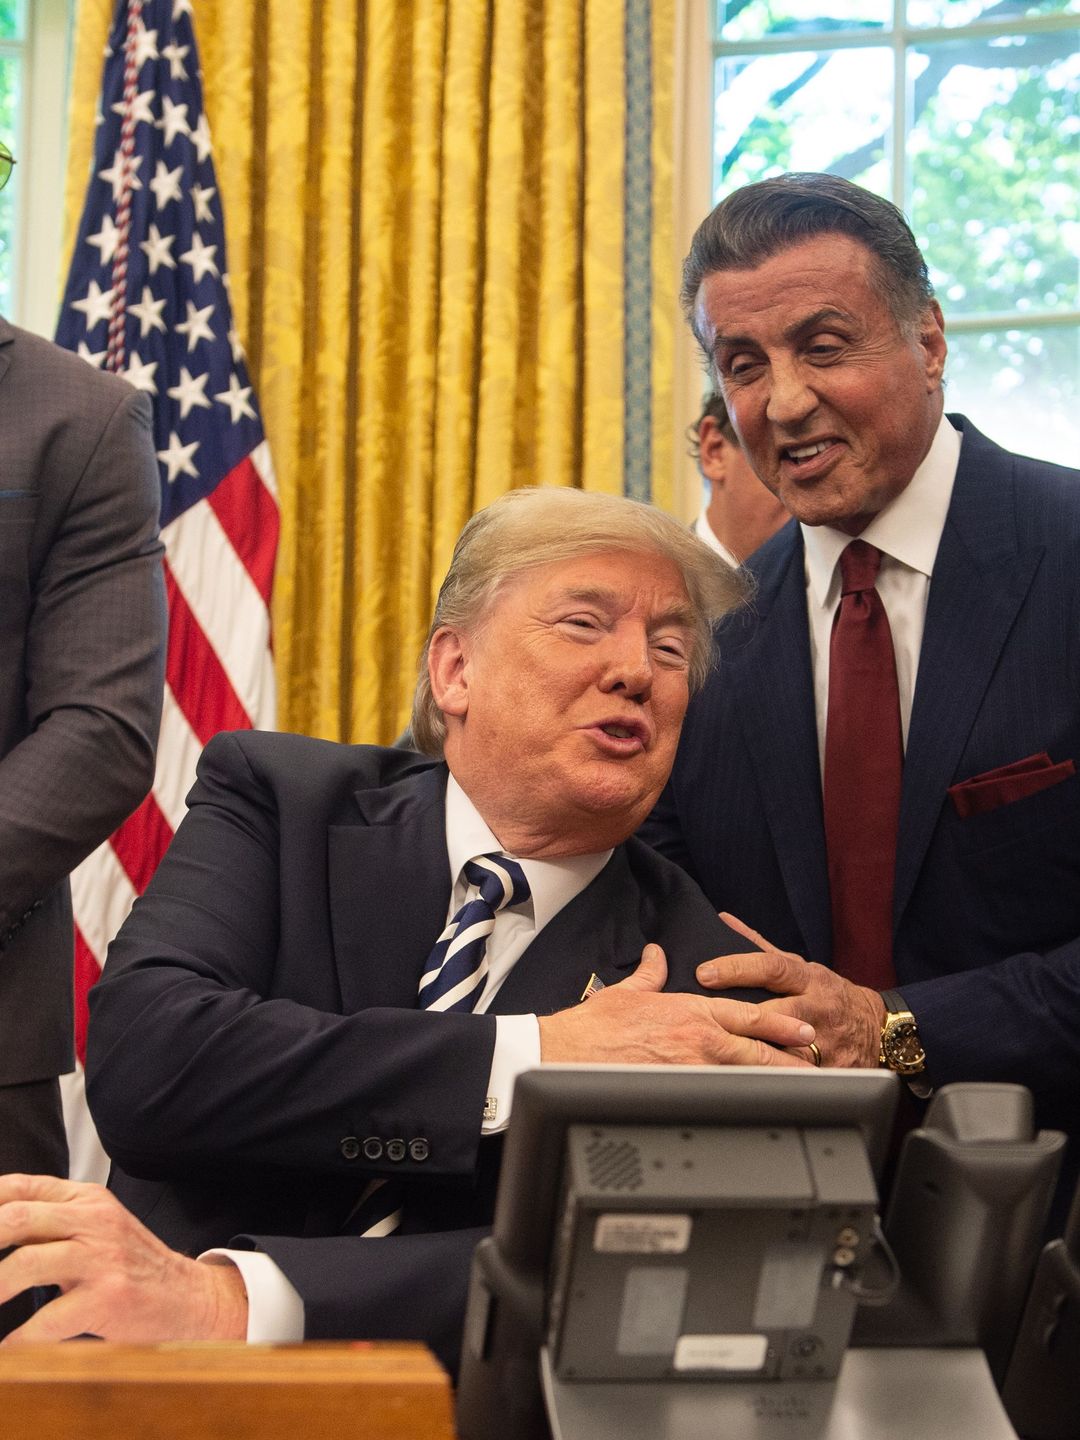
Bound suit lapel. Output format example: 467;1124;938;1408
896;419;1043;921
327;764;452;1013
491;849;643;1014
729;531;832;963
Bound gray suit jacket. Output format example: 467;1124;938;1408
0;318;166;1085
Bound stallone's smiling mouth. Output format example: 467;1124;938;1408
784;440;833;464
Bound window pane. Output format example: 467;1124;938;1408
907;33;1080;318
715;0;889;44
908;0;1076;30
944;324;1078;467
714;49;894;195
0;0;24;42
0;52;18;315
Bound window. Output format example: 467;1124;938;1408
0;0;25;315
711;0;1079;466
0;0;73;335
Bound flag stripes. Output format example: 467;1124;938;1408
56;1;278;1174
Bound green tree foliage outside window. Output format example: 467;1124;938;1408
713;0;1079;464
0;0;26;316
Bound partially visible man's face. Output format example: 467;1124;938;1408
698;415;789;557
432;549;696;857
693;233;946;536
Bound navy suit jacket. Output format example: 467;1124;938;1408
644;417;1080;1165
86;730;748;1371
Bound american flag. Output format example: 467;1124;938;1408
55;0;279;1178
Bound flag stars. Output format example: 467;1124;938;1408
87;214;121;266
124;353;159;394
215;373;257;424
190;182;216;224
176;299;215;351
161;41;190;80
167;366;212;419
77;341;107;369
190;112;212;163
149;159;184;210
158;95;190;147
181;232;219;283
131;22;159;70
140;223;177;275
71;279;114;330
173;0;194;19
129;285;168;337
99;150;142;203
111;89;155;126
157;430;200;483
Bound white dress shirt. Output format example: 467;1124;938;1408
205;772;613;1341
802;413;961;772
693;508;740;568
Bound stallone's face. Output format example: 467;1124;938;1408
693;234;947;536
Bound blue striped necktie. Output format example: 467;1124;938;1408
417;853;531;1013
347;852;530;1237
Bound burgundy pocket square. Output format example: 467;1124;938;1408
948;752;1076;818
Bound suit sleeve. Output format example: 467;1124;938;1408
86;733;496;1186
899;940;1080;1114
0;383;166;939
239;1228;486;1377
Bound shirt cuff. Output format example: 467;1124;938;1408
485;1014;541;1133
199;1248;305;1343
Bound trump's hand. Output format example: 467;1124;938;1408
538;943;817;1067
695;913;886;1068
0;1174;248;1345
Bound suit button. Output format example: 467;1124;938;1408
409;1138;430;1163
361;1137;384;1161
386;1138;407;1162
340;1136;361;1161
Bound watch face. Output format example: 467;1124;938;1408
885;1019;926;1072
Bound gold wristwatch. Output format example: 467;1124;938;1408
879;988;928;1085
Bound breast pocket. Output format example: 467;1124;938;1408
946;771;1080;947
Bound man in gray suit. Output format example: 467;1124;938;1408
0;307;167;1332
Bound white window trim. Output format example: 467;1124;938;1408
710;5;1080;338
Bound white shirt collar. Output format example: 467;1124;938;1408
693;509;740;569
802;412;962;609
444;773;611;931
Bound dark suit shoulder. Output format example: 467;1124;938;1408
195;730;445;825
950;413;1079;488
620;836;739;967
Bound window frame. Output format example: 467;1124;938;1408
710;2;1080;346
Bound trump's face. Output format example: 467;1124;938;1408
430;549;696;858
692;233;946;536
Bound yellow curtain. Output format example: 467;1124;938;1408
64;1;676;744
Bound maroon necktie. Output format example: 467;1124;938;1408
823;540;901;989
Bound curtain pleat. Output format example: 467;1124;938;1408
64;0;676;744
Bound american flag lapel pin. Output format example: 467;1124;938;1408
579;972;605;1001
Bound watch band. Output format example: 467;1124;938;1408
879;988;933;1098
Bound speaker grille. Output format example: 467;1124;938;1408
584;1137;644;1191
